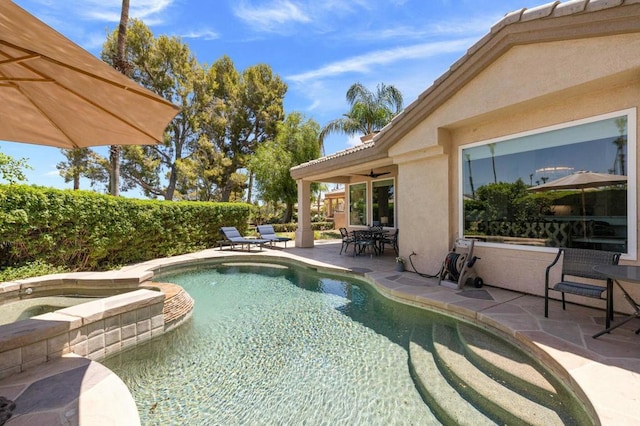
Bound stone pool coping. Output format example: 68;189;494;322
2;243;640;424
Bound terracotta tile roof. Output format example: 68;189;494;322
291;141;375;171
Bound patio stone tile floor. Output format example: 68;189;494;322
2;240;640;425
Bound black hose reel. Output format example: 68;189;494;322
438;239;483;289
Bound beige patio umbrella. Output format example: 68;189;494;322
0;1;180;149
529;171;627;237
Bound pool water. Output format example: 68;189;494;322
103;263;585;425
0;296;97;326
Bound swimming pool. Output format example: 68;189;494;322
103;262;590;424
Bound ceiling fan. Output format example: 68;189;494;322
356;169;391;178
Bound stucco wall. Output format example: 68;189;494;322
396;155;450;275
453;81;639;299
391;32;640;311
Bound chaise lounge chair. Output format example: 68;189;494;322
256;224;292;248
219;226;269;252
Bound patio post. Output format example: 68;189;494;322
295;179;314;247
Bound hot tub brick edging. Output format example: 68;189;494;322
141;282;195;331
0;289;165;380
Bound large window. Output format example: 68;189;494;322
372;179;395;227
461;110;636;256
349;183;367;226
348;179;396;227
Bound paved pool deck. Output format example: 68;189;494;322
2;240;640;425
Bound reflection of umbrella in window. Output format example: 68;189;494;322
528;171;627;237
0;2;179;149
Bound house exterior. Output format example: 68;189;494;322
323;188;346;229
291;0;640;310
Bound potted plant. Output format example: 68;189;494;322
395;256;405;272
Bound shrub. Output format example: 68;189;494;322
0;185;252;271
0;260;69;282
268;222;333;233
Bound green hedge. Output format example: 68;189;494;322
268;222;333;232
0;185;252;270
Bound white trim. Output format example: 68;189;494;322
458;108;637;260
626;108;637;260
347;182;368;227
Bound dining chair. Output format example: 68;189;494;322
339;227;355;255
379;229;399;255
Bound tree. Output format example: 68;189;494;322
0;150;30;184
57;148;108;190
319;82;403;153
102;20;207;200
612;116;627;175
198;56;287;201
108;0;130;196
102;26;287;201
488;143;497;184
250;112;321;222
313;183;329;220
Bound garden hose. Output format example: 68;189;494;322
408;252;441;278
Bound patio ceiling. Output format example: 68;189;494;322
291;140;394;182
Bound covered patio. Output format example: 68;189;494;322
292;137;398;248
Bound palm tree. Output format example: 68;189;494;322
612;117;627;175
488;143;497;183
319;82;403;154
109;0;130;196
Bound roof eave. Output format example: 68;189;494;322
375;1;640;150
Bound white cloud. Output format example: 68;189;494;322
21;0;176;51
287;37;476;83
27;0;174;24
357;17;493;42
181;29;220;41
306;100;321;111
233;0;311;31
80;0;174;23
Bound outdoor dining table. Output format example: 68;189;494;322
351;228;389;256
592;264;640;338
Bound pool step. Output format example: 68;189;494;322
431;323;564;425
409;327;495;426
457;323;558;400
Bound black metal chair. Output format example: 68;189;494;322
544;248;620;319
339;227;354;255
379;229;399;255
353;229;378;256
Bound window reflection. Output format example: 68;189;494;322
462;113;631;253
372;179;395;227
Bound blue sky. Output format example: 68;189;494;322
4;0;536;195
